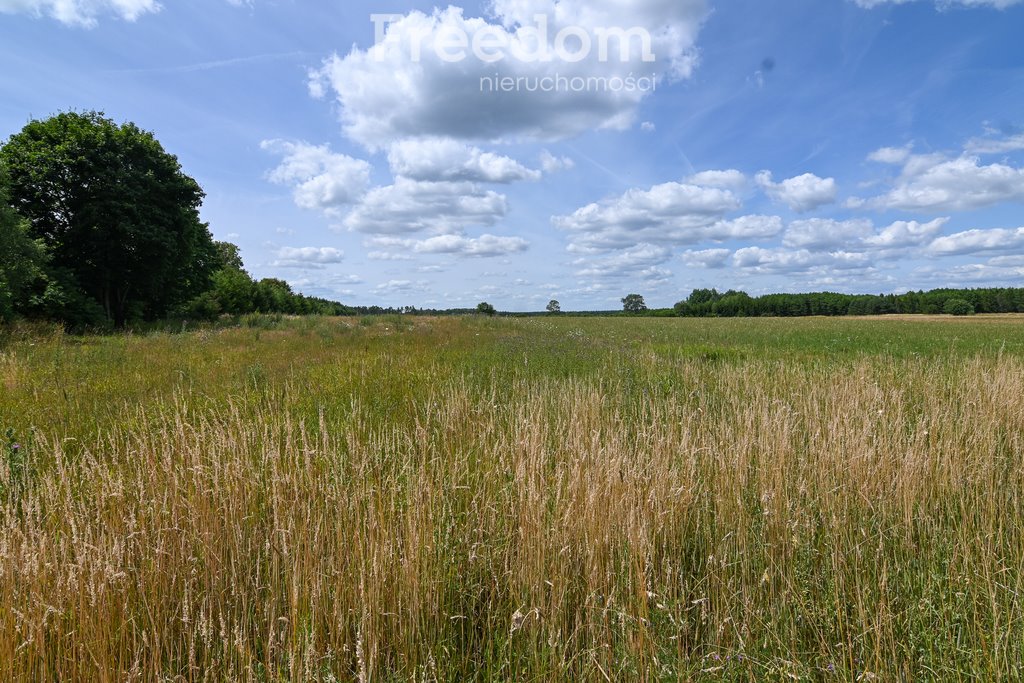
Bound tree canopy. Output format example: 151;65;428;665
0;111;218;326
0;171;46;322
622;294;647;313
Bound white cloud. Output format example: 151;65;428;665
681;248;731;268
573;243;672;279
308;1;709;148
784;218;875;250
414;234;529;257
782;217;946;253
857;154;1024;211
917;259;1024;285
272;246;345;268
0;0;249;26
688;169;747;190
928;227;1024;255
387;138;541;183
714;215;786;239
0;0;158;26
539;150;575;173
370;233;529;258
342;178;508;235
964;132;1024;155
262;140;372;214
733;247;872;274
867;146;913;164
373;280;416;294
756;171;838;212
989;255;1024;267
641;121;657;132
553;181;767;251
367;251;414;261
853;0;1023;8
863;218;948;249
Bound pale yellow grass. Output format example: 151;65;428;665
1;333;1023;680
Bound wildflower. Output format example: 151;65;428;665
11;443;20;452
510;608;526;635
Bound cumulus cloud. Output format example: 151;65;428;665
272;246;345;268
928;227;1024;255
784;218;875;250
681;248;731;268
756;171;838;212
917;258;1024;285
783;217;946;252
552;180;770;251
262;140;372;214
308;1;709;148
373;280;416;294
387;138;541;183
369;233;529;258
688;169;747;190
733;247;872;274
867;146;913;164
414;233;529;256
539;150;575;173
856;154;1024;211
573;243;672;280
863;218;948;249
342;178;508;235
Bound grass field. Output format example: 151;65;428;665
2;314;1024;681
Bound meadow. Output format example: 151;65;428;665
2;314;1024;681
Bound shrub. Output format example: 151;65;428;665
943;298;974;316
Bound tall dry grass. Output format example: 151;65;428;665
1;321;1023;680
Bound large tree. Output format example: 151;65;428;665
0;170;46;322
621;294;647;314
0;111;218;326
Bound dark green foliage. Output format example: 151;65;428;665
214;241;245;271
0;111;218;326
210;267;257;316
0;172;46;322
177;251;354;320
672;287;1024;319
477;302;497;316
943;298;974;316
621;293;647;313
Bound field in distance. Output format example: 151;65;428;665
2;315;1024;681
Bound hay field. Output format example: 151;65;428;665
2;315;1024;681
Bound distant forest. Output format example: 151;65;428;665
379;288;1024;318
664;287;1024;318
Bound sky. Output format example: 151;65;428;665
1;0;1024;310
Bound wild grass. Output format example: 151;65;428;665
2;315;1024;680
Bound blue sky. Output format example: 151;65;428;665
2;0;1024;310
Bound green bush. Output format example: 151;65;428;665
943;298;974;316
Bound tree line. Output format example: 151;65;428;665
670;288;1024;318
0;111;351;328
